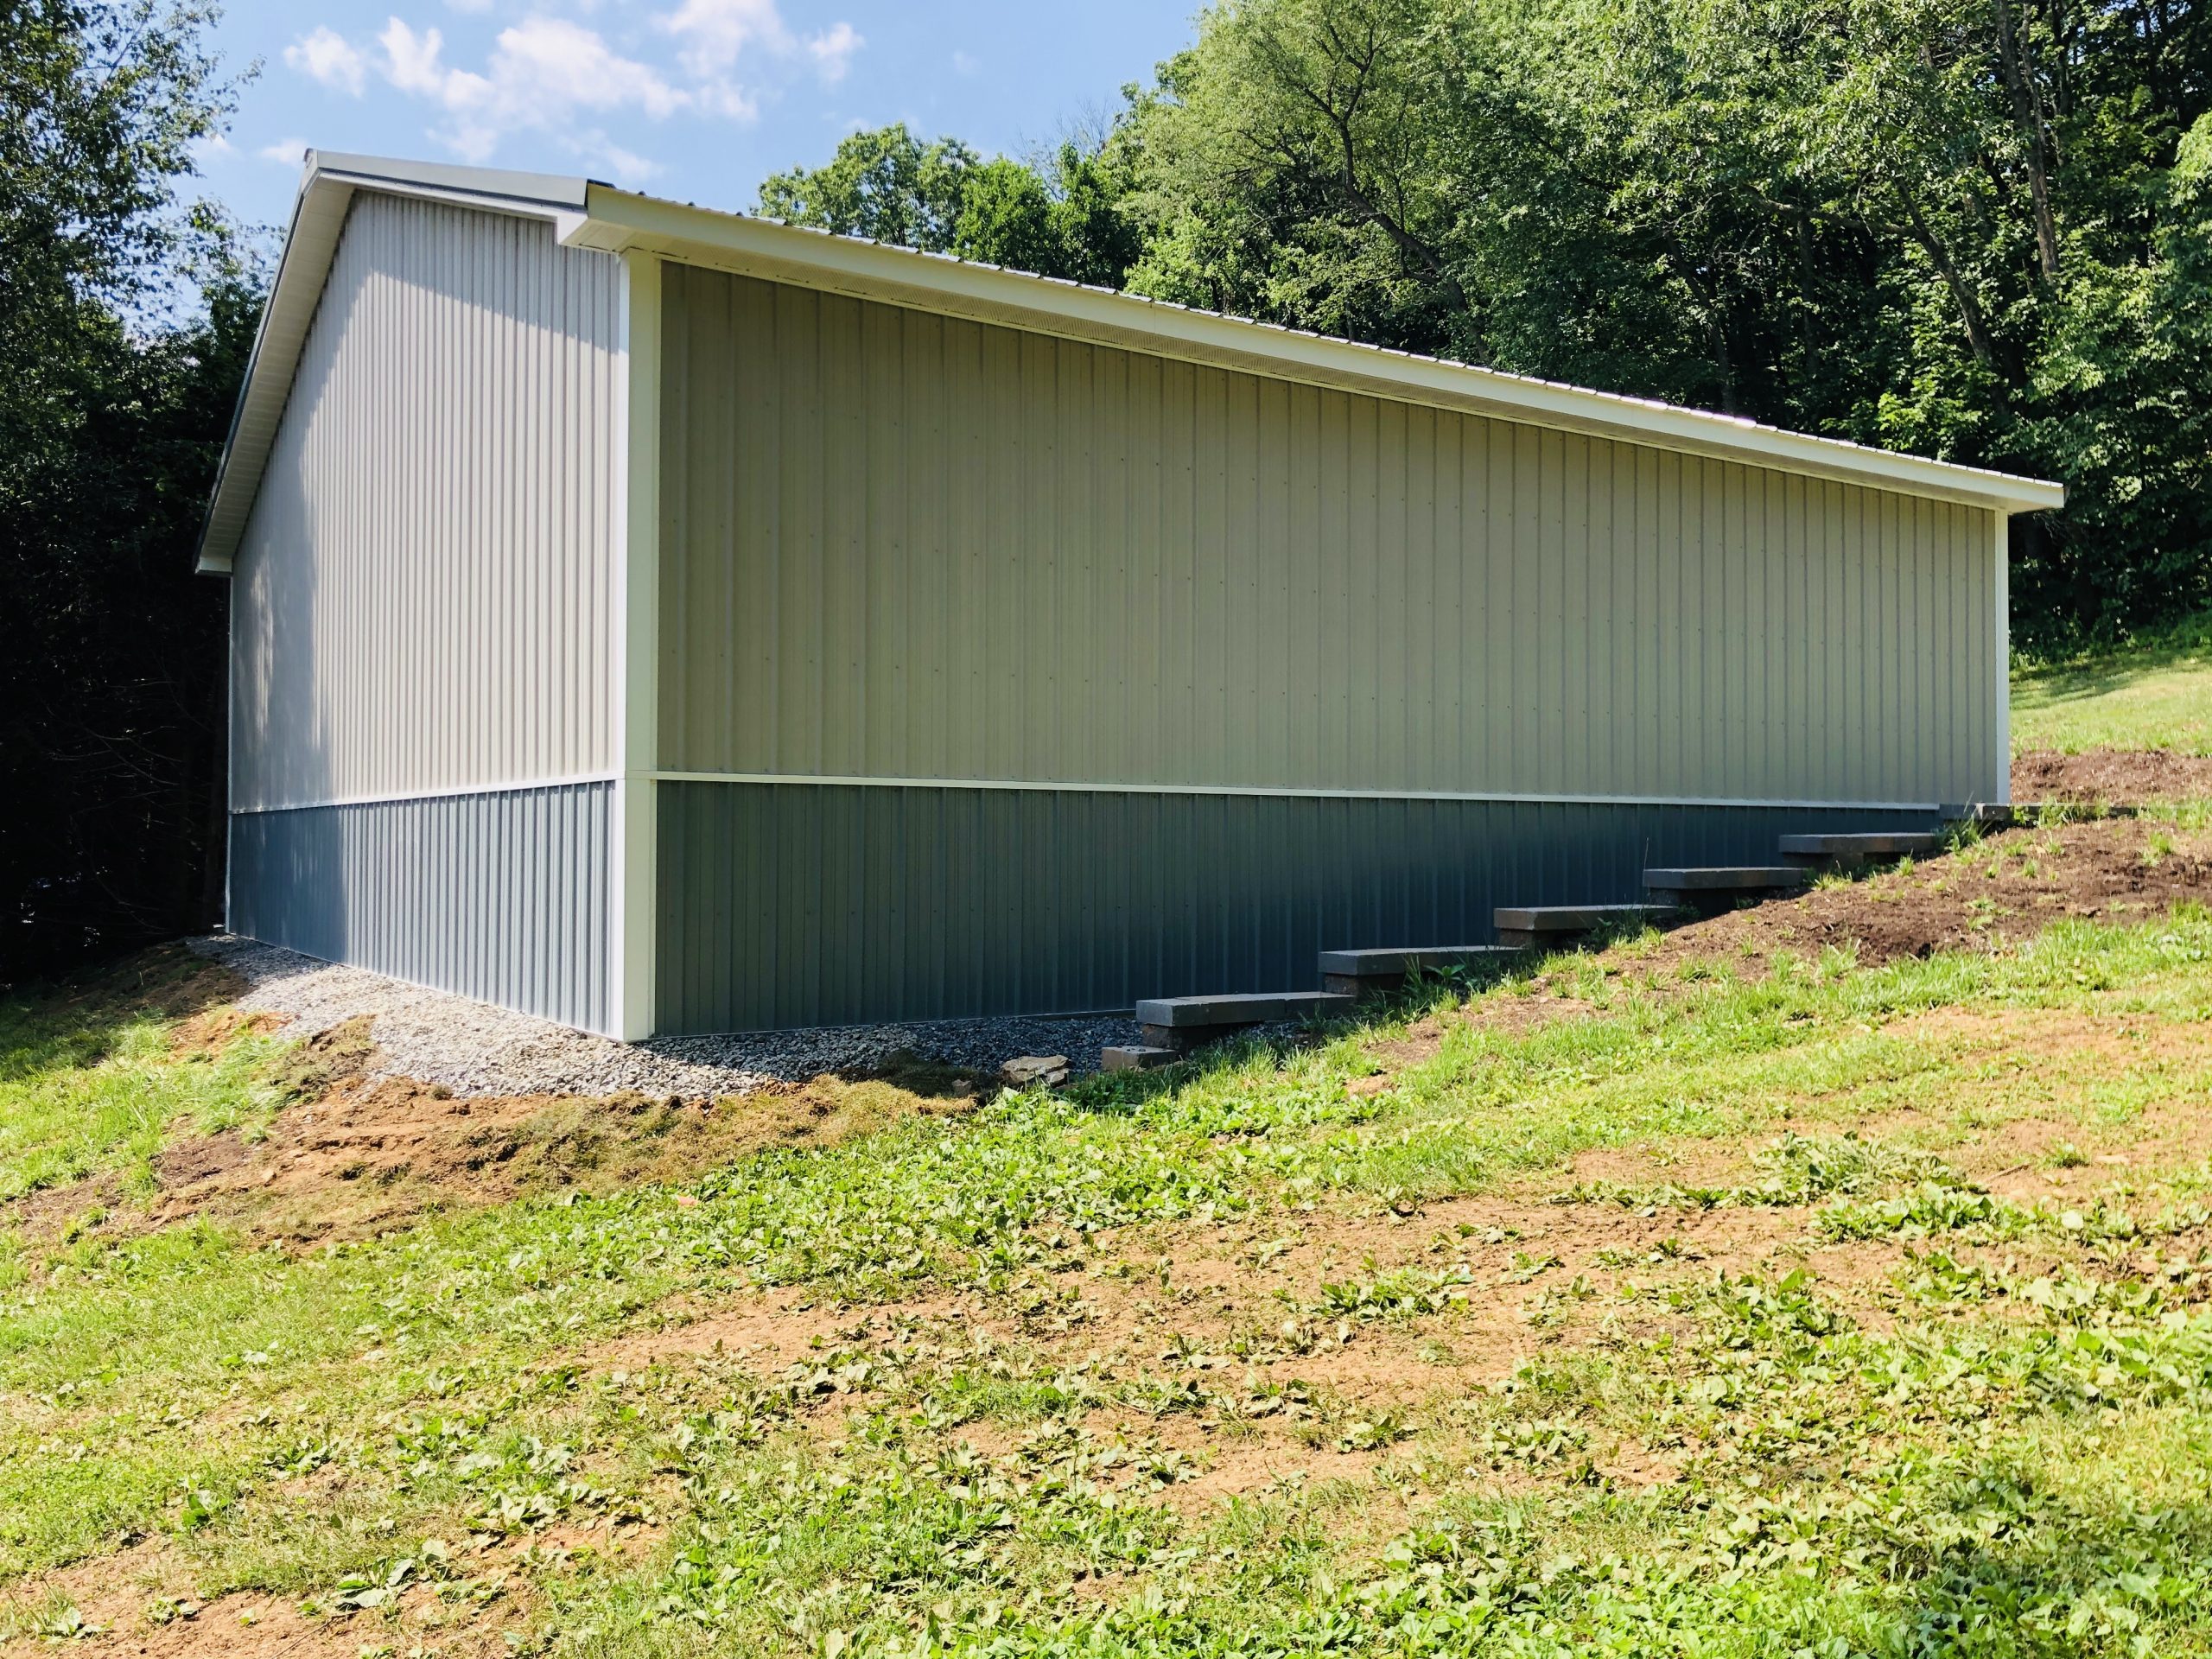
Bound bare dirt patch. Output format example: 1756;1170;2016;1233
16;1026;990;1247
167;1005;281;1059
0;1558;517;1659
153;1074;979;1244
2014;747;2212;804
592;1287;970;1375
1460;990;1601;1039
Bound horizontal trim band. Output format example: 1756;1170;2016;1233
232;772;618;814
650;769;1947;815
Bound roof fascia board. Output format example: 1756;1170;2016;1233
193;152;593;575
309;150;588;211
315;165;591;240
572;186;2065;516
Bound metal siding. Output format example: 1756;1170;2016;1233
229;193;626;811
657;783;1932;1033
659;265;2000;805
229;782;612;1032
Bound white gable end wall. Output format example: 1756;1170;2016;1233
224;191;630;1032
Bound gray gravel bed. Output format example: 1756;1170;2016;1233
189;935;1146;1098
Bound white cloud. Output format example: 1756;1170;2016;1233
293;7;865;169
284;26;367;96
584;137;661;185
488;17;684;118
378;18;467;98
950;48;980;77
376;15;683;162
259;137;311;166
658;0;790;75
693;79;761;121
804;20;861;84
658;0;861;93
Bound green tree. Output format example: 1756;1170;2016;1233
757;123;978;251
1109;0;2212;649
759;123;1143;289
955;144;1142;286
0;0;256;976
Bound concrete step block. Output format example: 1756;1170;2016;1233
1318;944;1526;995
1777;830;1944;865
1493;904;1678;950
1134;989;1357;1052
1102;1045;1181;1072
1643;866;1812;893
1493;902;1675;938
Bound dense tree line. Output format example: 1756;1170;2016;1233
760;0;2212;654
1;0;253;978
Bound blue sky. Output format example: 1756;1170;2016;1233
194;0;1200;233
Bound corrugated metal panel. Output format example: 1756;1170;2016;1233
230;193;626;811
230;783;613;1033
660;266;1998;807
656;781;1930;1033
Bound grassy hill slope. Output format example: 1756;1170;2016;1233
7;817;2212;1655
2014;617;2212;757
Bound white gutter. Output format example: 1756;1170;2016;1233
195;150;2066;577
569;186;2067;517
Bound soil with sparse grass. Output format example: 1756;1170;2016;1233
4;992;994;1251
12;806;2212;1656
2013;745;2212;803
1625;810;2212;970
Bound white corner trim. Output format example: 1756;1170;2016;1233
1993;512;2012;804
611;250;663;1041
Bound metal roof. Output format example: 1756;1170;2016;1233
194;149;2066;574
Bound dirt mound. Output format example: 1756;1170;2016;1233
2012;747;2212;803
1621;816;2212;976
131;1058;986;1243
10;1001;993;1248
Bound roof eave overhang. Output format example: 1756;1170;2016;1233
572;184;2067;518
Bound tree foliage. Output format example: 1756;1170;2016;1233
0;0;254;978
763;1;2211;651
757;122;1144;287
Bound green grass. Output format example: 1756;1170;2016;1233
0;969;287;1206
2012;616;2212;754
10;916;2212;1653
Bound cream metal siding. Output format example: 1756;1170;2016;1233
229;193;626;811
659;265;1999;807
231;783;612;1032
